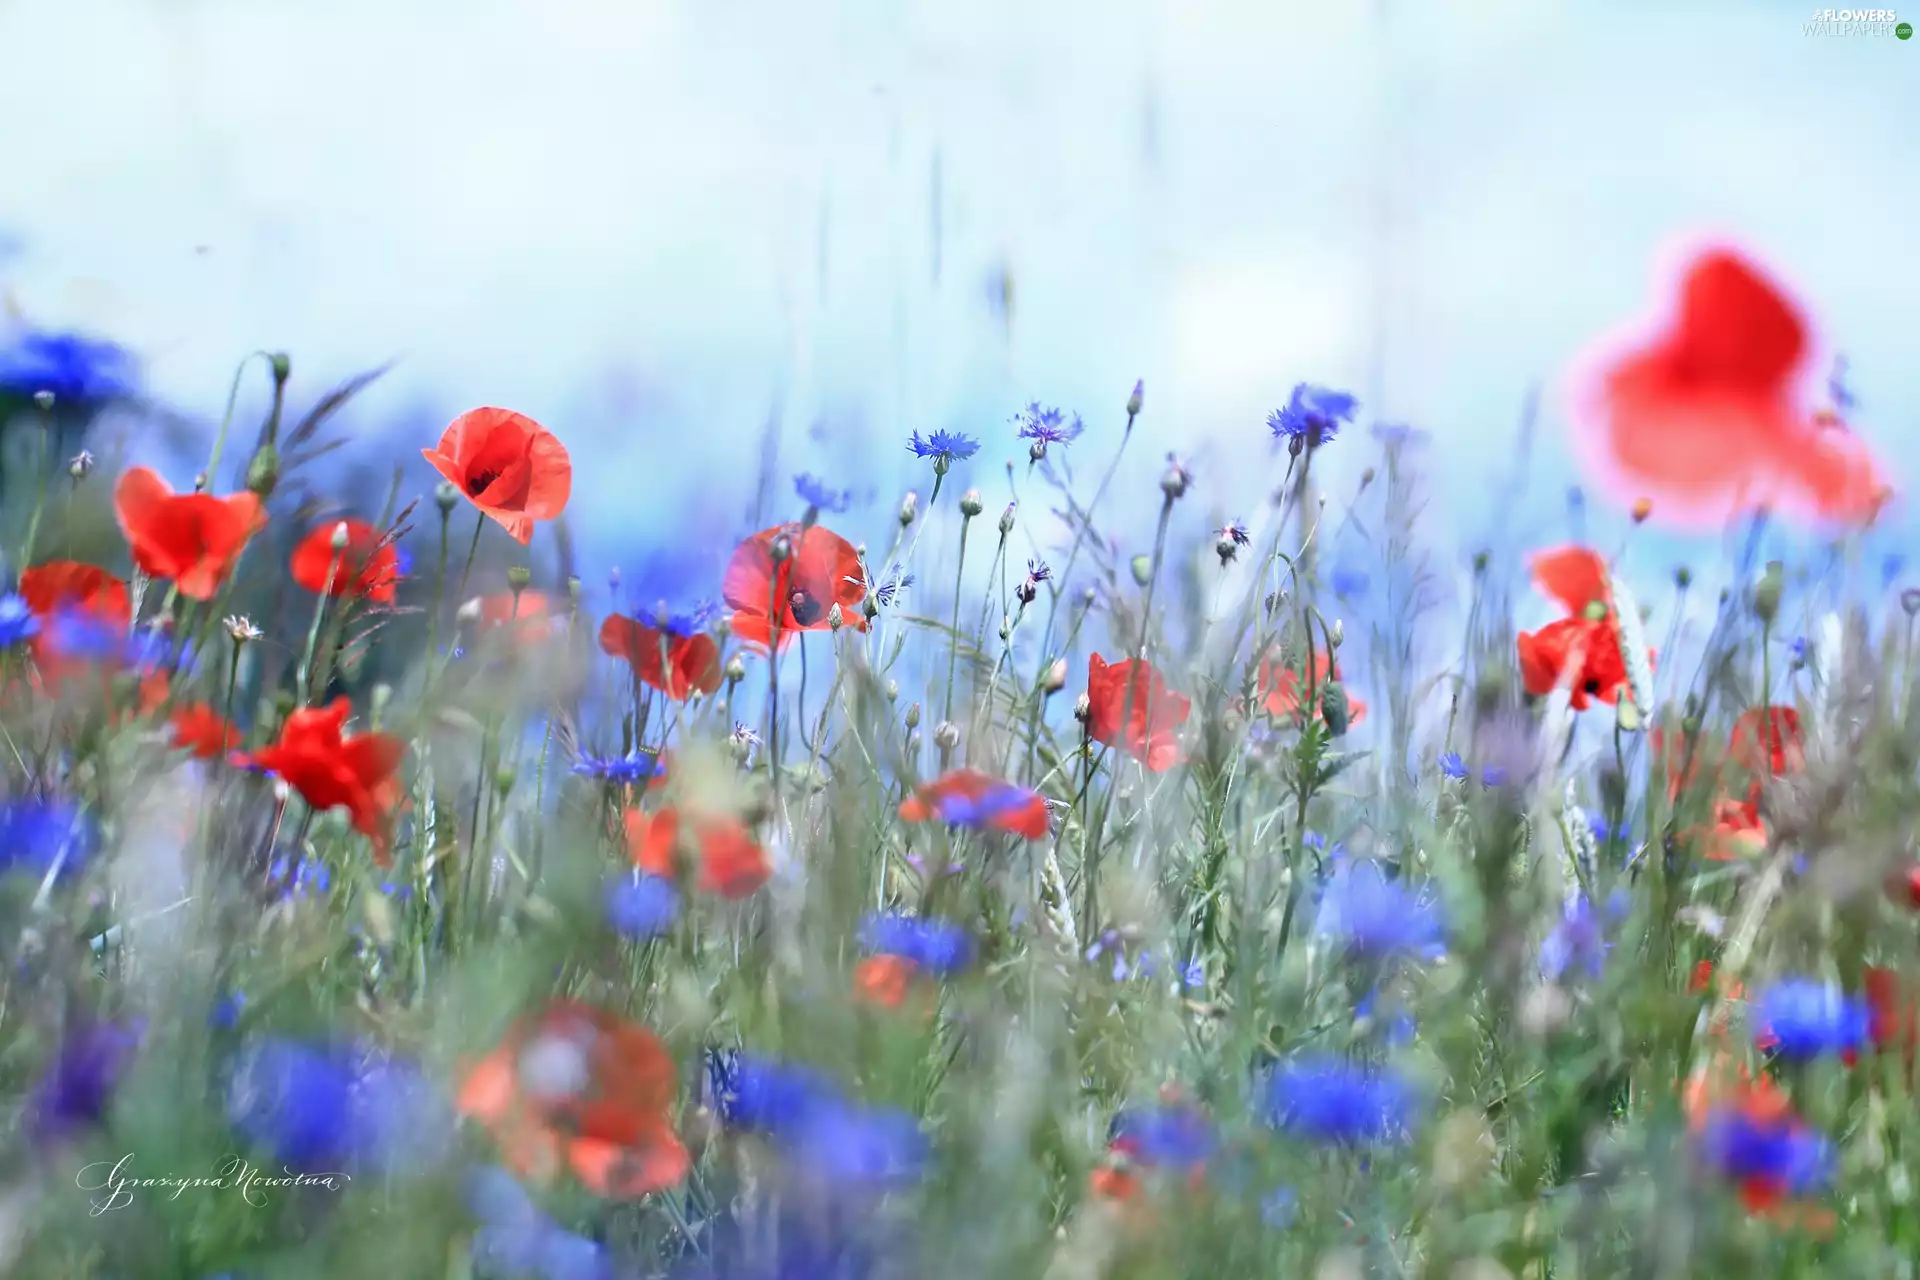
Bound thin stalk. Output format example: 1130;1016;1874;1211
943;508;975;726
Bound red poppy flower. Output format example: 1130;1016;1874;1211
1569;245;1888;529
169;703;240;759
290;519;400;604
456;1000;688;1198
17;561;131;680
721;524;868;651
1257;648;1368;729
853;955;921;1009
1085;654;1190;772
1887;864;1920;911
1515;546;1652;710
1728;705;1803;778
1862;967;1919;1060
422;407;572;544
623;806;769;899
598;616;722;700
233;698;405;864
1699;792;1766;862
113;467;264;601
899;768;1050;840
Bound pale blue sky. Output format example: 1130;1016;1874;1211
2;0;1915;587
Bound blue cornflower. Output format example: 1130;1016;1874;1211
1786;637;1808;667
227;1039;444;1173
1438;752;1468;780
571;750;663;785
1178;957;1206;990
265;856;331;899
607;874;679;939
870;572;914;608
1313;857;1445;961
906;429;980;468
1302;830;1329;851
1264;1055;1416;1145
1219;522;1251;547
1589;813;1628;844
1109;1105;1216;1169
1755;979;1871;1060
1696;1108;1832;1200
1014;402;1084;447
858;914;974;976
1371;422;1422;447
1329;567;1370;598
0;594;40;647
1267;383;1358;448
27;1020;144;1141
708;1053;837;1137
467;1166;615;1280
0;330;139;406
790;1103;929;1187
0;800;94;882
1026;558;1052;583
795;473;852;514
211;992;247;1030
1480;765;1509;788
931;780;1043;833
1540;897;1613;983
1881;554;1906;590
1355;988;1418;1047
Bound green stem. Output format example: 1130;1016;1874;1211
453;509;486;609
295;553;340;706
943;510;974;726
206;351;277;486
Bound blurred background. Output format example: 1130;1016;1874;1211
1;0;1916;592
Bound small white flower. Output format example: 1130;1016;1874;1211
225;615;263;642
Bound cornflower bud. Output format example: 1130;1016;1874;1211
905;702;922;730
999;503;1017;535
934;721;960;750
899;491;919;527
960;489;984;518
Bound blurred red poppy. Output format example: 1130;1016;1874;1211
234;697;405;865
17;561;131;682
113;467;264;601
722;524;868;651
1862;967;1919;1062
1570;246;1888;528
290;519;400;604
169;703;240;759
1728;705;1803;777
1515;546;1653;710
456;1000;688;1198
1699;792;1766;862
1086;654;1190;772
853;955;920;1009
423;407;572;544
899;768;1050;840
1257;648;1368;729
598;616;722;700
623;806;769;899
1888;864;1920;911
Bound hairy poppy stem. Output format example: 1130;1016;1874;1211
295;552;340;707
454;510;486;609
943;509;974;728
427;504;451;663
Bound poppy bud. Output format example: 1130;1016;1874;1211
1329;619;1344;649
1044;658;1068;693
905;702;921;730
886;679;899;703
827;603;844;631
495;765;516;795
999;503;1017;535
1321;684;1350;736
1753;561;1784;625
1631;497;1653;523
435;481;460;515
32;389;54;411
1074;693;1091;723
724;655;747;683
269;351;292;383
1130;555;1152;587
714;616;731;640
1160;466;1188;500
899;492;919;526
327;521;352;553
566;576;581;602
770;535;793;564
1675;566;1692;590
1680;712;1701;739
863;595;879;621
960;489;984;518
1126;379;1143;418
934;721;960;750
68;451;94;481
244;443;280;498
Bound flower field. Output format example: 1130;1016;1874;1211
0;242;1916;1279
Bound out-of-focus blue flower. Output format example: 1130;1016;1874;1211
571;750;662;785
28;1020;144;1141
1267;383;1357;447
1261;1187;1299;1228
1355;988;1417;1047
0;330;139;406
1178;957;1205;990
1371;422;1422;447
1108;1105;1215;1169
1881;553;1906;590
1219;522;1251;547
1480;765;1509;788
1438;752;1468;780
1540;897;1613;983
791;1103;929;1187
932;781;1041;832
670;1200;884;1280
1589;813;1628;844
1754;979;1871;1060
1302;830;1329;851
227;1039;445;1173
0;799;94;882
906;430;979;465
1313;858;1445;961
1014;402;1084;447
1264;1055;1416;1145
707;1052;837;1138
1329;567;1369;598
795;473;852;514
1786;637;1808;666
266;855;331;900
857;914;973;977
467;1166;614;1280
870;573;914;608
1696;1108;1832;1199
0;594;40;647
607;874;679;939
211;992;247;1030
